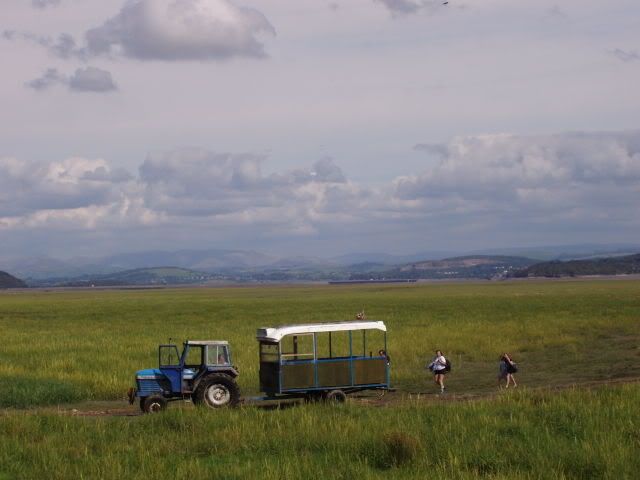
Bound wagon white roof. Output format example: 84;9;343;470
186;340;229;346
256;321;386;342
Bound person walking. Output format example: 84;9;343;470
498;353;518;388
428;350;448;394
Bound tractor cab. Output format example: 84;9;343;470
129;340;240;413
157;340;232;391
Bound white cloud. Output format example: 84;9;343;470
1;130;640;255
395;131;640;221
85;0;275;61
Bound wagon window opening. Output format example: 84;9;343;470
367;330;387;358
260;342;279;363
351;330;366;358
280;334;314;361
316;331;350;359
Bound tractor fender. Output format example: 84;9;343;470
193;368;238;389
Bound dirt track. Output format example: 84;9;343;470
14;376;635;418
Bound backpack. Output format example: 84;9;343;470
444;358;452;372
507;362;518;374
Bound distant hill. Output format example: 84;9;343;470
511;254;640;278
349;255;537;280
31;267;214;287
7;244;639;280
0;271;27;289
4;249;278;280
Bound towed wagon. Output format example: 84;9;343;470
129;320;390;412
257;320;390;402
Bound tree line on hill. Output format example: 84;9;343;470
509;254;640;278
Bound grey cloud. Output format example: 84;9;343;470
139;149;270;216
49;33;86;60
0;157;132;217
32;0;61;8
25;66;117;93
376;0;422;14
81;166;132;182
25;68;64;90
68;67;117;92
413;143;448;157
546;6;568;20
138;149;350;217
85;0;276;61
3;30;86;60
375;0;442;15
609;48;640;62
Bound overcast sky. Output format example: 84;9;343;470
1;0;639;259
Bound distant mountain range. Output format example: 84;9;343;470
31;267;214;287
2;243;639;286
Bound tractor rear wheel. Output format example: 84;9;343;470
193;374;240;408
142;395;167;413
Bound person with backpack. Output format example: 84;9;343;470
498;353;518;388
428;350;449;394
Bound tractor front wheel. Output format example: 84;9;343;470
141;395;167;414
194;374;240;409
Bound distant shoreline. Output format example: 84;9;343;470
2;273;640;293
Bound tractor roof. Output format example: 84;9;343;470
185;340;229;346
256;320;386;343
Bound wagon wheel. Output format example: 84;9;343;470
325;389;347;403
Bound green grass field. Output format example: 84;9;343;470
1;279;639;478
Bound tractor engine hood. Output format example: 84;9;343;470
135;368;167;380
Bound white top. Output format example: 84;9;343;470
186;340;229;346
256;320;387;342
431;355;447;371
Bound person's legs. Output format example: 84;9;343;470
437;373;445;393
511;374;517;387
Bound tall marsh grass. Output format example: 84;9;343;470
0;384;638;479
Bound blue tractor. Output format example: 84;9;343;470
128;340;240;413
